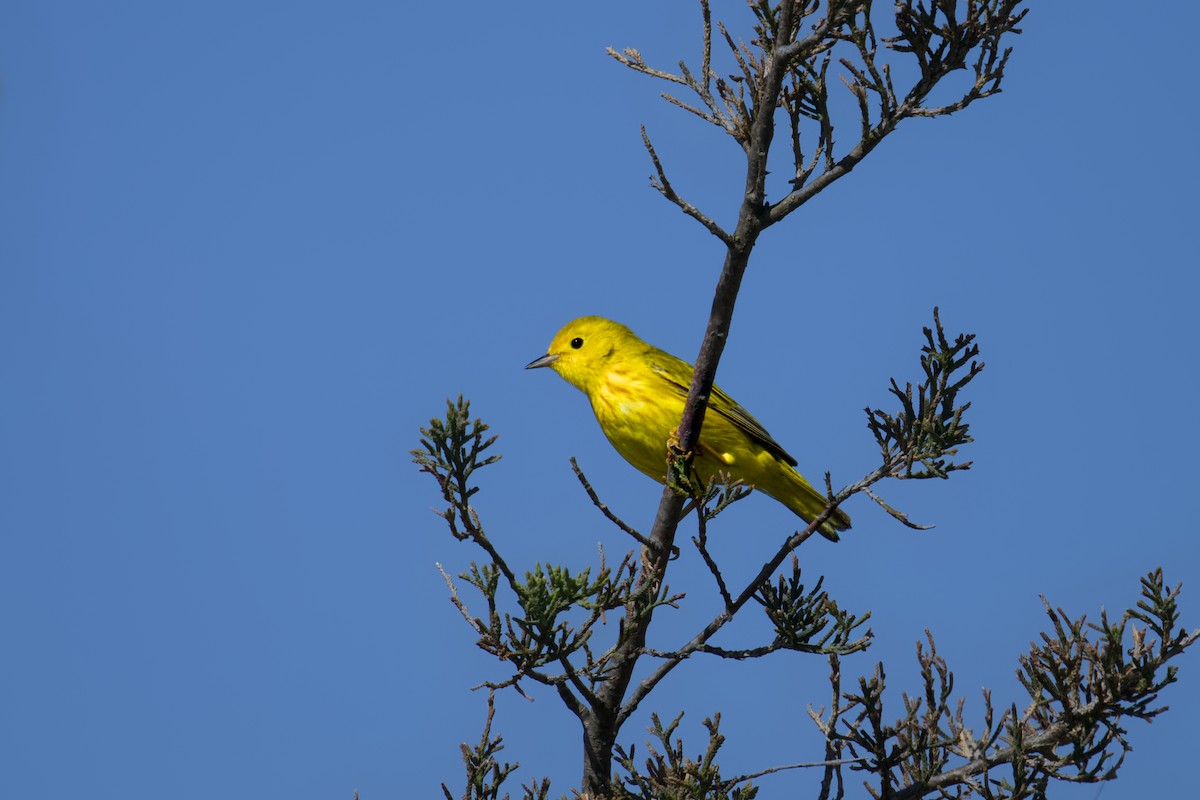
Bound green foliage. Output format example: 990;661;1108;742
695;472;752;523
413;395;501;541
757;556;872;655
867;308;984;481
415;398;638;696
442;554;637;691
512;564;621;659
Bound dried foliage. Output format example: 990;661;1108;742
609;0;1027;237
806;570;1199;800
440;690;551;800
613;713;760;800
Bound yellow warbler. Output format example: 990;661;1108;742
526;316;849;541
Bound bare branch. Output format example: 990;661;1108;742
569;457;655;549
605;46;689;86
863;486;934;530
693;509;733;609
725;756;868;789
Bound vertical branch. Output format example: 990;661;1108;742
581;4;849;794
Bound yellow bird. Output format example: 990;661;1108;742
526;316;849;541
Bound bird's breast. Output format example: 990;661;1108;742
592;367;660;421
588;366;682;479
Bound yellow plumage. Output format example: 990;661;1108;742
526;316;849;541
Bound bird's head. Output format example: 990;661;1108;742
525;316;636;395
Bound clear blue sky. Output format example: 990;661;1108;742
3;3;1197;798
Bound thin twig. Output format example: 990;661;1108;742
693;508;732;608
863;486;934;530
725;756;869;789
570;458;652;547
640;127;732;244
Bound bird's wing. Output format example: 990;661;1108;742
649;355;799;467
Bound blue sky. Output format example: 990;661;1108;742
2;2;1197;798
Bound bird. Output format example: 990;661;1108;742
525;316;849;541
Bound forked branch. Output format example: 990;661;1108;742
610;0;1026;233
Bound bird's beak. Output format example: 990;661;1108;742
525;353;558;370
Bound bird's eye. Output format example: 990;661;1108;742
570;337;584;349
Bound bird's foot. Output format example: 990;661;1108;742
666;428;698;498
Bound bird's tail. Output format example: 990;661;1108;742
779;467;851;542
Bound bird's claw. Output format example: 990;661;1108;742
666;428;698;497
